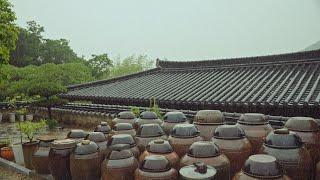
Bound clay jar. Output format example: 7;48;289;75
212;124;252;177
134;111;163;130
94;122;111;137
260;128;312;180
70;140;101;180
112;111;136;127
316;161;320;180
22;141;39;169
111;123;136;137
107;134;140;158
180;141;230;180
101;144;138;180
49;139;76;180
139;139;180;169
179;162;217;180
168;124;203;158
161;111;188;135
135;124;168;152
233;154;291;180
0;147;14;161
85;132;108;159
236;113;272;154
193;110;224;140
135;155;178;180
32;136;56;174
66;129;88;143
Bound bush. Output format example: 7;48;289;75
45;119;58;130
17;120;46;142
130;106;140;117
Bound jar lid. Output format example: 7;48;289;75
37;135;56;142
74;140;99;155
140;111;158;119
164;112;187;123
86;132;107;142
194;110;224;124
171;124;200;138
67;129;87;138
94;124;111;134
118;111;135;119
187;141;220;158
114;123;133;131
238;113;268;125
264;128;302;149
179;162;217;180
213;125;245;140
285;117;319;132
108;144;133;160
243;154;283;178
146;139;173;153
51;139;76;149
136;124;165;138
140;155;171;172
107;134;135;147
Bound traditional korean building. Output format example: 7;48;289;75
62;49;320;118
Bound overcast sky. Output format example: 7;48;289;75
10;0;320;61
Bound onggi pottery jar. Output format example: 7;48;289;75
233;154;291;180
135;155;178;180
66;129;88;143
135;124;168;152
161;111;188;135
22;140;39;169
193;110;224;140
85;132;108;158
236;113;272;154
101;144;139;180
168;124;203;157
107;134;140;158
112;111;136;127
260;128;312;180
49;139;76;180
0;147;14;161
212;124;252;177
139;139;180;169
134;111;163;130
111;123;136;137
94;122;111;136
32;136;56;174
179;162;217;180
180;141;230;180
70;140;101;180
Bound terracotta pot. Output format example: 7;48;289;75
139;139;180;169
236;113;272;154
1;147;14;161
107;134;140;158
102;144;138;180
22;141;39;169
168;124;203;158
193;110;224;140
161;111;188;135
32;136;56;174
233;154;291;180
66;129;88;143
316;161;320;180
212;124;252;177
135;124;168;152
111;111;136;127
180;141;230;180
179;162;217;180
70;140;101;180
85;132;108;160
260;128;312;180
94;122;111;137
134;111;163;130
111;123;136;137
49;139;76;180
135;155;178;180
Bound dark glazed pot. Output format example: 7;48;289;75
107;134;140;158
179;162;217;180
161;111;188;135
135;124;168;152
139;139;180;169
49;139;76;180
134;111;163;130
94;122;111;136
22;141;39;170
32;136;56;174
135;155;178;180
193;110;224;140
70;140;101;180
112;111;136;127
168;124;203;158
236;113;272;154
316;161;320;180
111;123;136;137
233;154;291;180
85;132;108;159
102;144;138;180
66;129;88;143
180;141;230;180
212;125;252;178
260;128;312;180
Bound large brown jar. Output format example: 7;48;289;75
85;132;108;159
49;139;76;180
94;122;111;136
260;128;312;180
212;125;252;178
32;136;56;174
134;111;163;130
193;110;224;140
233;154;291;180
139;139;180;169
101;144;139;180
135;124;168;152
66;129;88;143
107;134;140;158
70;140;101;180
135;155;178;180
112;111;136;127
180;141;230;180
111;123;136;137
236;113;272;154
161;112;188;135
179;162;217;180
168;124;203;157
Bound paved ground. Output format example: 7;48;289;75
0;166;32;180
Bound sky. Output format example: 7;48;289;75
9;0;320;61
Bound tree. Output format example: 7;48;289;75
87;53;113;79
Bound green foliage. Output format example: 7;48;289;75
17;120;46;142
130;106;140;117
87;53;112;79
45;119;58;130
148;97;163;119
15;107;27;115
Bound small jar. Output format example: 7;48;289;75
135;124;168;152
111;123;136;137
107;134;140;158
179;162;217;180
134;111;163;130
85;132;108;159
94;122;111;137
32;136;56;174
161;112;188;135
112;111;136;127
66;129;88;143
193;110;224;140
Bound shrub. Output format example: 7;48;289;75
17;120;46;142
45;119;58;130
